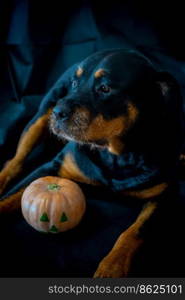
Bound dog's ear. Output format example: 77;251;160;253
155;71;183;151
155;72;181;107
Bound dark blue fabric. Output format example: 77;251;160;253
0;0;185;277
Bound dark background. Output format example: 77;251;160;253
0;0;185;277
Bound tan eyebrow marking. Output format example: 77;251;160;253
76;67;84;77
94;68;105;78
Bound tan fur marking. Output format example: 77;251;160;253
94;69;105;78
16;109;52;159
86;103;138;154
123;183;168;199
180;154;185;165
135;201;157;227
87;103;138;140
59;153;99;185
0;188;25;214
76;67;84;77
87;115;125;140
0;110;51;195
108;137;125;155
127;102;139;124
94;201;157;277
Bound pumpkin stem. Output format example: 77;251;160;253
47;183;61;191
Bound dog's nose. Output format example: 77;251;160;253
53;105;71;119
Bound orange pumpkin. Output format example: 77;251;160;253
21;176;86;233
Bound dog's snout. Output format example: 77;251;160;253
53;104;71;119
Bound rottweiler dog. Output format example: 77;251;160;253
0;49;183;277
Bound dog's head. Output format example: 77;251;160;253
50;49;182;155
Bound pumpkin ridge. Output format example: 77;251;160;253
37;193;49;230
40;193;52;230
22;190;35;220
61;185;84;218
28;196;42;228
47;192;54;228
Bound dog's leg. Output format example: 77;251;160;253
93;200;158;278
0;188;25;214
58;152;100;185
0;110;51;195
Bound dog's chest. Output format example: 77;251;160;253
64;142;161;192
97;150;160;191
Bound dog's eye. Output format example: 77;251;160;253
98;84;111;93
72;80;78;89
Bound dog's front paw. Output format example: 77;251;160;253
93;250;130;278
